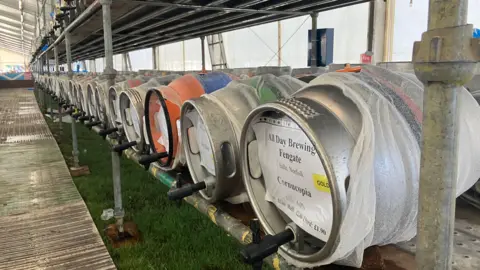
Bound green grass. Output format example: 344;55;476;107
45;117;258;270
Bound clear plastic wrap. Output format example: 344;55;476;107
279;65;480;267
239;74;306;104
120;75;179;152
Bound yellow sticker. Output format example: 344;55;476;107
151;166;157;176
272;255;281;270
313;174;330;193
207;206;217;225
241;231;251;244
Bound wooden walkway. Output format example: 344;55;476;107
0;89;116;270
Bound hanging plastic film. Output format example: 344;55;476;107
181;74;307;204
240;65;480;268
106;76;147;128
93;75;128;125
67;74;85;106
73;75;96;110
119;75;180;153
57;76;69;101
145;72;232;171
85;75;108;118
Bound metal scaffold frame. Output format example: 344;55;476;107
31;0;370;64
30;0;480;269
413;0;479;269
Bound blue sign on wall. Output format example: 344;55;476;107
474;28;480;38
0;73;29;81
307;28;334;67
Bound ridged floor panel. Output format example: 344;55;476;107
0;90;51;144
0;89;116;270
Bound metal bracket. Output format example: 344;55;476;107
413;24;479;84
103;66;117;78
100;0;113;5
472;38;480;60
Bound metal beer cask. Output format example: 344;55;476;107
180;74;306;203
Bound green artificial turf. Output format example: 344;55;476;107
44;117;263;270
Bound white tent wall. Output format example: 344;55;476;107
158;42;184;71
155;2;370;69
95;58;104;72
58;0;480;72
280;3;370;67
184;38;212;71
113;54;123;71
0;48;26;72
392;0;480;61
85;61;92;72
129;48;153;71
223;21;279;67
157;38;213;71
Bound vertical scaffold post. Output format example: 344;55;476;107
122;53;128;72
310;12;318;69
66;31;79;168
127;53;132;72
47;49;54;119
101;0;123;233
46;52;50;77
91;59;96;73
36;60;40;107
39;58;43;109
42;0;48;112
54;45;62;133
277;21;282;67
152;46;158;70
200;36;206;73
43;55;47;113
413;1;479;269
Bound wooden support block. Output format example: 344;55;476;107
69;165;91;177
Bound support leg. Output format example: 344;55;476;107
413;0;478;269
112;150;124;233
49;94;54;119
59;102;63;134
310;13;318;69
66;30;90;176
55;45;62;135
200;36;206;73
101;0;139;247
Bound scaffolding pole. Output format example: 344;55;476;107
413;0;478;269
200;36;206;72
310;13;318;69
100;0;124;234
54;45;62;134
66;30;80;169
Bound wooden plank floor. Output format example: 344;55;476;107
0;89;116;270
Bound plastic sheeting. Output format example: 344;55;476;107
121;75;179;152
195;74;307;176
94;75;128;124
73;75;96;109
54;76;69;99
259;65;480;267
106;76;146;126
239;74;304;104
183;74;306;203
